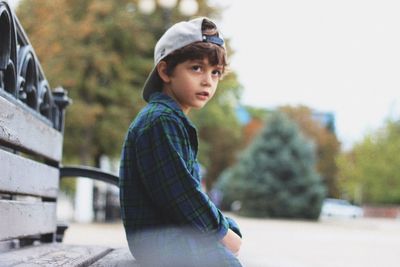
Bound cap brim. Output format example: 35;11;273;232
142;66;163;102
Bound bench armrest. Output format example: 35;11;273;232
57;165;119;242
60;166;119;186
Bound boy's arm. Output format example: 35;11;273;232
135;116;229;240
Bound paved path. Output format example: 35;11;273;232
64;214;400;267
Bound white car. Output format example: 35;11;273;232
321;198;364;218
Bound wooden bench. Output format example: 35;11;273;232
0;2;137;266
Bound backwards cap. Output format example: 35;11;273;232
142;17;225;102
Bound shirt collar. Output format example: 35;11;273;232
149;92;196;128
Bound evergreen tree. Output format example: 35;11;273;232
222;112;326;219
279;105;341;198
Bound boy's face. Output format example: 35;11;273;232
161;58;223;114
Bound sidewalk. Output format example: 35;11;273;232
64;214;400;267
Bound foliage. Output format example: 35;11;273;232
244;105;271;120
60;179;77;197
242;117;264;147
337;120;400;204
18;0;148;164
279;105;341;197
17;0;241;178
231;105;341;198
221;112;326;219
240;106;271;147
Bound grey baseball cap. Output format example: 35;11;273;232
142;17;225;102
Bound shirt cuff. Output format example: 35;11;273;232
226;216;242;238
215;213;229;240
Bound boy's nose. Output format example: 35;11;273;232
201;73;212;87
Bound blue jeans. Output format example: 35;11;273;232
127;227;242;267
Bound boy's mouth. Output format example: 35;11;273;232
196;91;210;97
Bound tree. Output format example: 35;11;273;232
17;0;150;165
221;112;325;219
338;120;400;204
240;106;271;147
279;105;341;197
17;0;241;173
242;117;264;147
229;105;341;197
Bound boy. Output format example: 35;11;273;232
119;17;242;267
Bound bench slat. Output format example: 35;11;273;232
0;200;56;241
0;243;112;267
90;247;139;267
0;95;63;162
0;149;59;198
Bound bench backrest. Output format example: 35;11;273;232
0;1;69;249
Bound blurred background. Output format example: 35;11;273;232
5;0;400;266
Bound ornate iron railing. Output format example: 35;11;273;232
0;1;119;186
0;1;70;132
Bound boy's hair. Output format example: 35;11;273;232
142;17;227;102
162;19;228;76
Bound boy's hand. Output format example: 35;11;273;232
221;229;242;257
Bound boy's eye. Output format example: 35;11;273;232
191;65;201;72
212;69;222;77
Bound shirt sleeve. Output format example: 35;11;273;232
225;216;242;238
135;115;229;240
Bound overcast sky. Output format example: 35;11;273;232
213;0;400;149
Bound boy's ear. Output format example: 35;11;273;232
157;61;171;83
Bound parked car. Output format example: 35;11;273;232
320;198;364;218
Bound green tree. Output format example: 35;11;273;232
338;120;400;204
18;0;150;165
17;0;241;173
279;106;341;197
221;112;325;219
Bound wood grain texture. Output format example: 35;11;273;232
0;200;56;241
0;95;63;161
90;247;139;267
0;149;59;198
0;243;112;267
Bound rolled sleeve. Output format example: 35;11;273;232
135;115;228;239
226;216;242;238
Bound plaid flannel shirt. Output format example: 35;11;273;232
119;92;242;266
